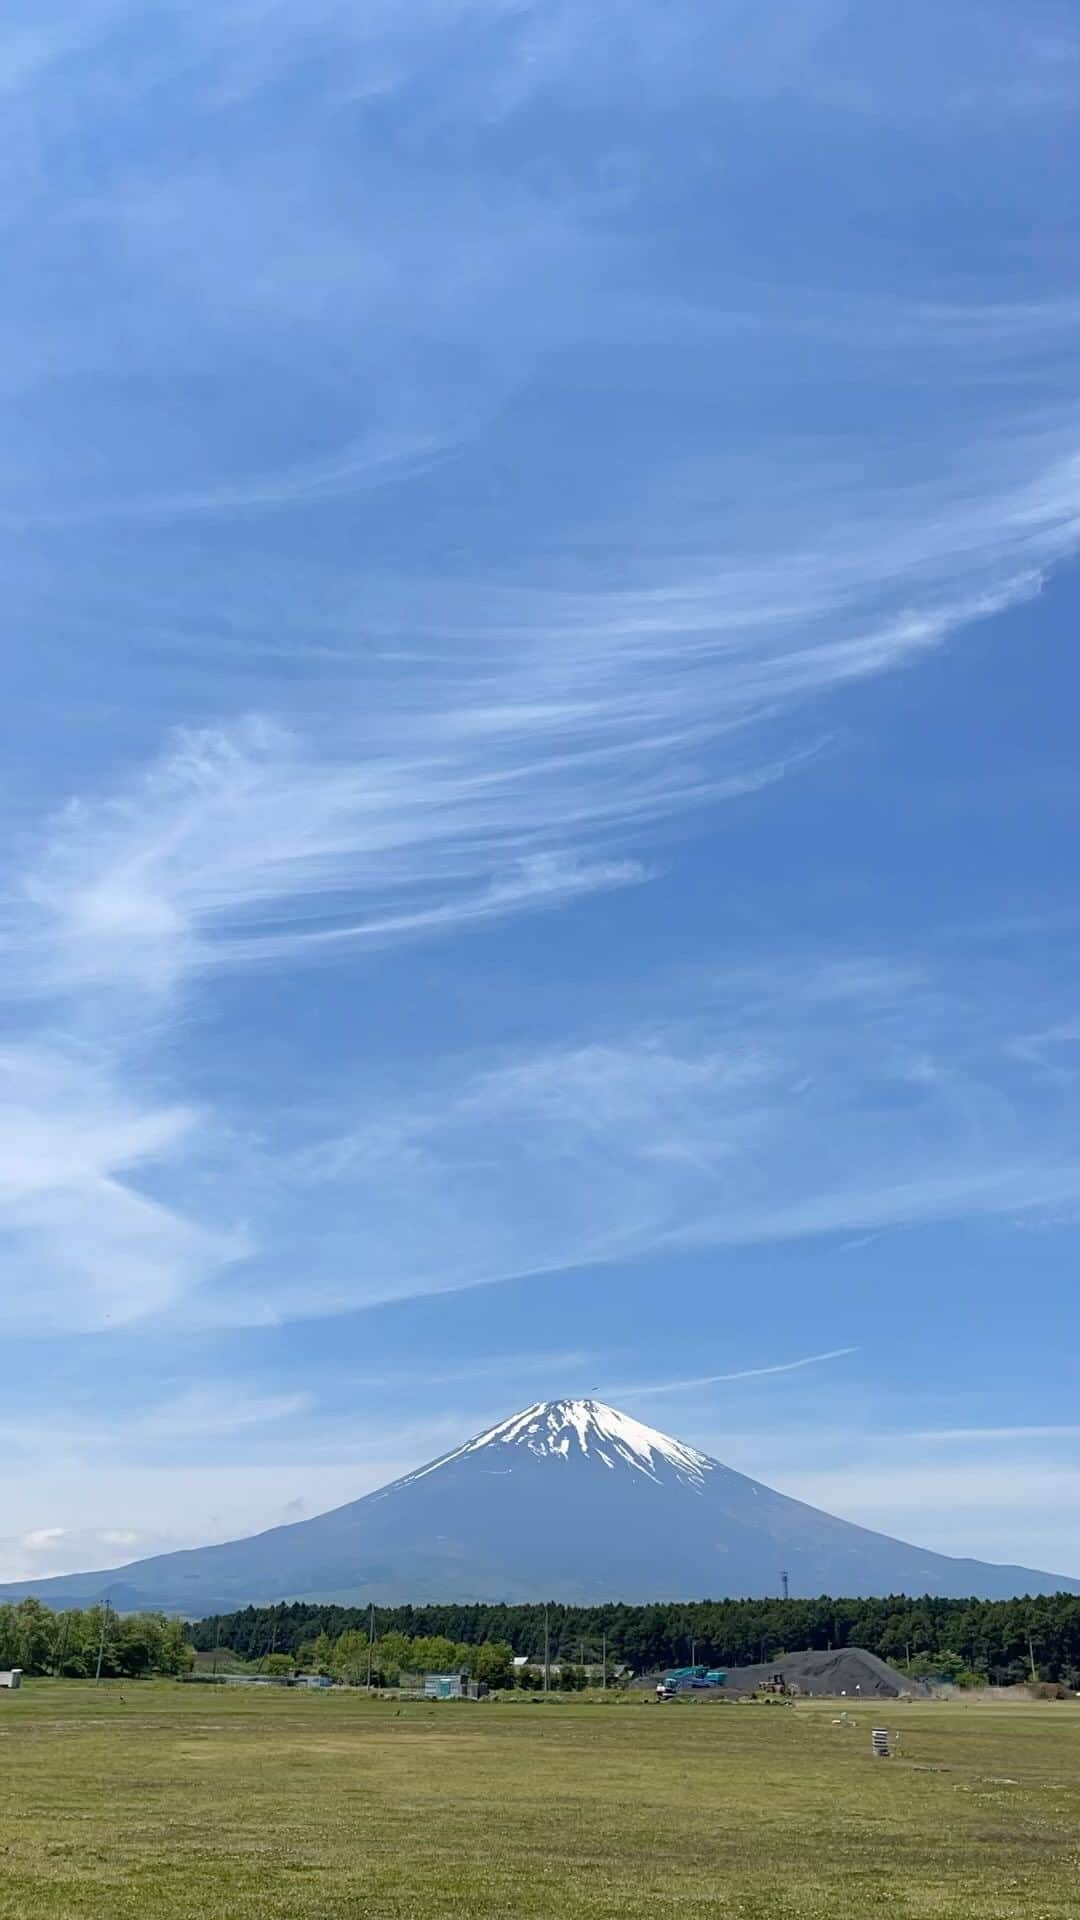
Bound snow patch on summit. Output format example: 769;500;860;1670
396;1398;713;1492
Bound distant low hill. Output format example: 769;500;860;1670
3;1399;1078;1613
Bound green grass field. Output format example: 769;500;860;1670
2;1682;1079;1919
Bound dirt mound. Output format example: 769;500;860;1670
722;1646;926;1698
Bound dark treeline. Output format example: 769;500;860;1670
190;1593;1080;1685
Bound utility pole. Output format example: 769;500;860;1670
602;1630;607;1692
1028;1634;1038;1684
543;1605;550;1694
367;1604;376;1691
690;1635;696;1667
781;1571;789;1602
95;1594;111;1683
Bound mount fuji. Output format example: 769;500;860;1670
5;1399;1078;1613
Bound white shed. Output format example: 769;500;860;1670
0;1669;23;1690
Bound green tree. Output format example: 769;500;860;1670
474;1641;514;1689
411;1635;464;1674
159;1619;195;1675
0;1605;20;1669
113;1616;162;1677
332;1630;371;1685
15;1599;56;1675
373;1632;413;1684
311;1632;335;1675
53;1611;92;1677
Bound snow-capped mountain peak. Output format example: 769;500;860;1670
8;1392;1080;1612
400;1397;713;1491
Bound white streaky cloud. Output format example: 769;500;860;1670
0;1385;313;1455
0;1046;191;1196
0;1402;491;1578
500;0;1080;123
608;1349;859;1398
131;1388;313;1439
1;0;1079;1354
914;1426;1080;1444
684;1420;1080;1571
67;4;1080;124
0;5;121;97
238;853;651;957
2;1174;246;1335
14;723;656;993
775;1462;1080;1519
7;932;1080;1332
8;709;779;996
681;1160;1080;1248
132;0;1080;130
6;546;1070;1012
207;958;1080;1323
338;1351;599;1391
6;402;1080;1015
0;1044;246;1332
0;428;453;529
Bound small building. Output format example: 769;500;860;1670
0;1670;23;1691
423;1672;488;1700
425;1673;466;1699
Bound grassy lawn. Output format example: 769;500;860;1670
1;1683;1079;1918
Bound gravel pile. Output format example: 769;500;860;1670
721;1646;927;1698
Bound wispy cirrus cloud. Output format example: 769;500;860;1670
606;1349;859;1399
700;1422;1080;1573
0;428;454;531
13;720;657;996
2;0;1080;1372
184;956;1080;1327
3;551;1067;1009
0;1044;245;1332
914;1425;1080;1444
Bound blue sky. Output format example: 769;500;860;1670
4;0;1080;1586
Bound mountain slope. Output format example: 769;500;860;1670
4;1399;1077;1612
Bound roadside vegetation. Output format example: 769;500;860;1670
200;1630;601;1690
